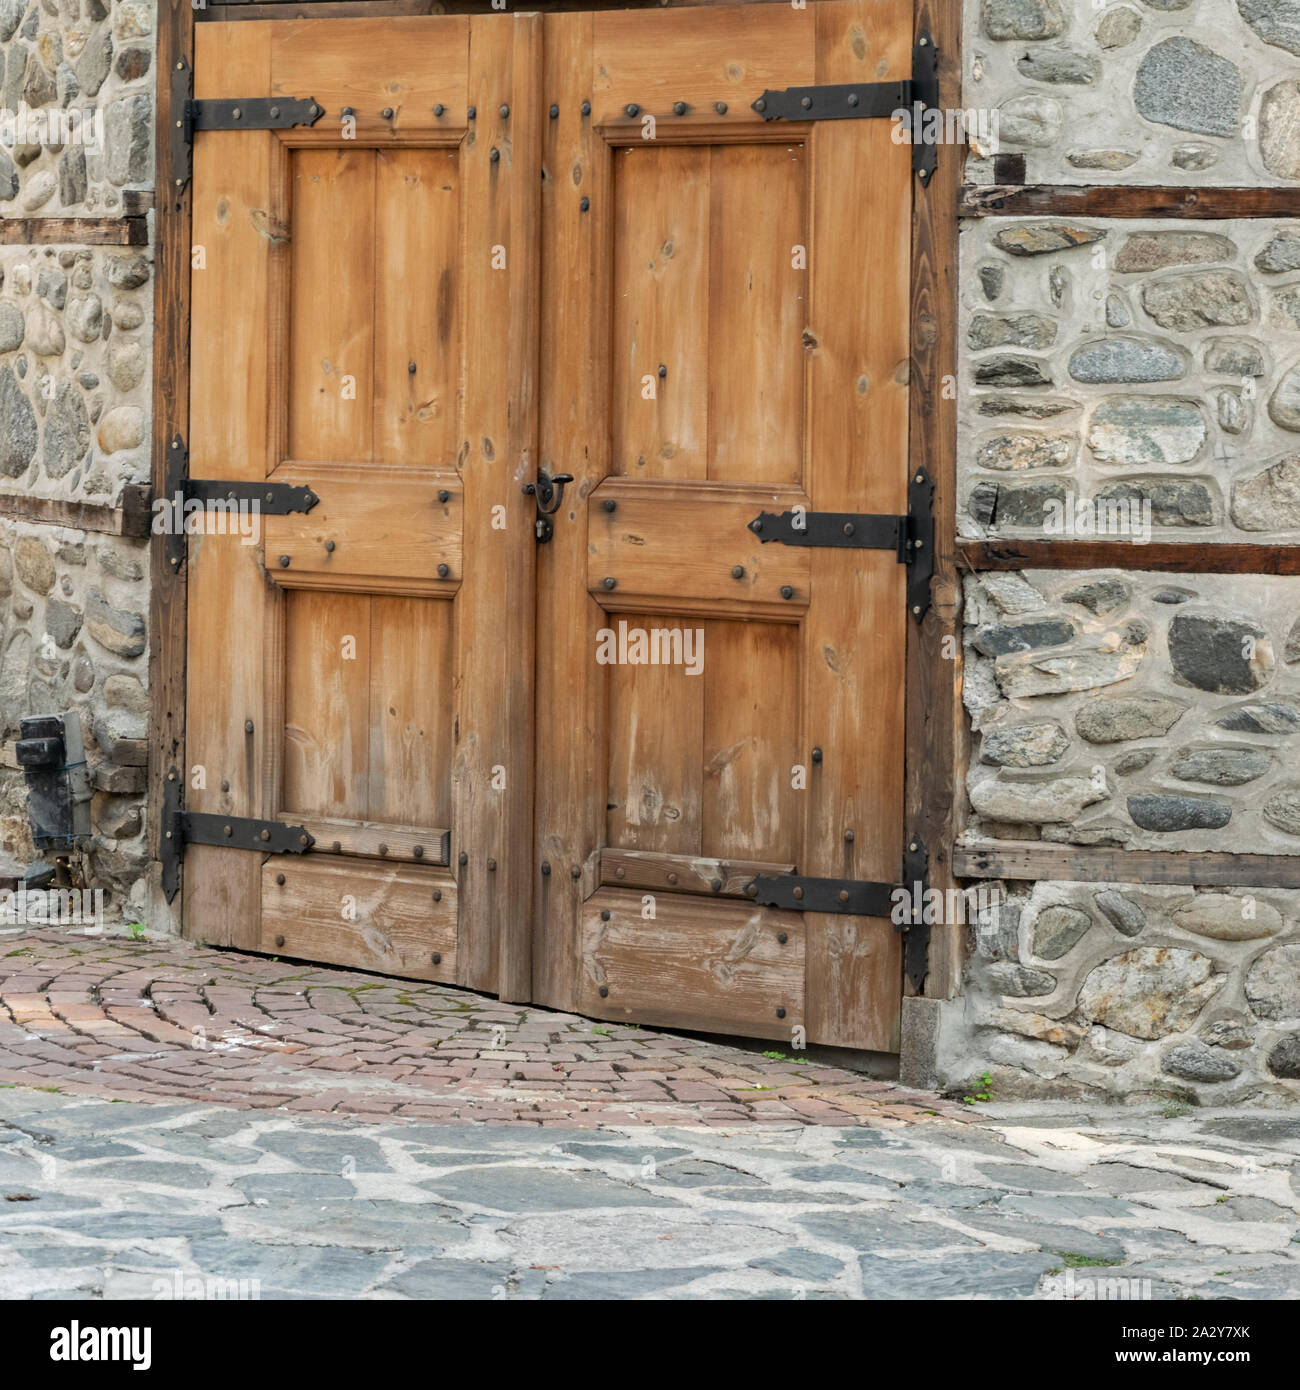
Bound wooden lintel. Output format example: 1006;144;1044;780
0;485;152;539
956;842;1300;890
957;538;1300;576
960;184;1300;220
0;216;149;247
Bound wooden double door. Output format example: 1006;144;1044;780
182;1;913;1052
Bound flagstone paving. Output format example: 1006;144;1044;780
0;931;1298;1299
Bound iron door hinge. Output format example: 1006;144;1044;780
169;54;324;194
161;767;314;903
752;31;939;179
744;838;930;992
162;434;320;573
749;466;935;620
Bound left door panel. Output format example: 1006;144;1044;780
183;17;539;999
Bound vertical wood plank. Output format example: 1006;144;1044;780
373;147;461;466
532;8;609;1010
454;12;540;999
288;147;376;462
611;145;710;480
181;21;277;948
801;0;912;1050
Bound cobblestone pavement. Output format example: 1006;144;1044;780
0;932;1298;1300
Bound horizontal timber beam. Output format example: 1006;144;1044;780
959;184;1300;220
0;485;152;538
957;538;1300;576
0;216;149;246
956;843;1300;890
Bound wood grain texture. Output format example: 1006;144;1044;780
955;843;1300;889
960;184;1300;220
578;888;804;1040
0;486;150;537
0;217;149;245
957;539;1300;576
599;848;794;899
905;0;963;1001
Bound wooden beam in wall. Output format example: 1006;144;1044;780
956;843;1300;890
960;184;1300;220
0;486;151;538
0;217;149;246
958;538;1300;576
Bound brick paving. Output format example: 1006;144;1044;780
0;930;970;1128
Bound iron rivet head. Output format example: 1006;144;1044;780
332;841;341;853
223;824;233;838
276;874;285;886
541;861;551;876
792;886;803;901
270;106;280;119
673;101;687;116
752;519;763;533
615;866;626;879
571;865;582;879
432;952;442;964
843;522;854;536
487;857;497;871
580;196;590;212
781;585;794;600
710;878;722;893
668;873;678;886
279;554;291;567
801;96;813;110
382;107;394;120
437;563;450;578
715;101;728;114
408;361;417;374
777;931;788;945
839;889;850;904
812;747;823;763
910;842;919;853
500;104;510;119
754;98;766;113
232;107;241;120
168;770;177;782
260;829;270;842
844;829;855;843
324;539;336;552
847;93;859;108
657;364;667;378
438;489;451;503
550;104;559;119
244;719;254;734
603;499;616;513
275;935;285;948
467;105;476;120
919;35;929;45
745;883;757;896
602;576;616;590
776;1007;786;1020
914;538;924;549
459;851;469;866
342;106;354;117
299;835;309;848
434;104;445;117
625;103;639;117
581;101;591;116
378;843;388;856
600;909;611;921
490;147;500;164
913;605;922;616
599;986;609;998
433;890;442;902
414;845;424;858
731;565;744;580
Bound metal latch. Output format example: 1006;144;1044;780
752;31;939;179
170;54;324;194
161;434;320;572
161;767;314;903
749;466;935;620
744;838;930;992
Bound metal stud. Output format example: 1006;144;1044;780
459;851;469;866
657;364;667;378
581;100;591;116
324;539;336;552
667;872;678;886
438;489;451;503
299;835;309;848
549;104;559;119
843;521;855;537
332;841;341;853
276;935;286;948
500;104;510;119
603;499;616;513
838;889;850;904
487;858;497;871
624;103;639;117
673;101;687;116
800;95;813;110
571;865;582;880
731;565;744;580
278;555;290;567
812;747;823;763
220;780;229;793
490;147;500;164
382;107;394;120
781;586;794;600
846;93;859;108
270;106;280;120
378;843;388;856
432;952;442;965
580;196;590;212
408;361;417;374
437;564;450;578
541;861;551;876
259;828;271;842
792;886;803;901
223;824;233;838
710;878;722;893
276;873;286;886
776;1007;786;1020
244;719;254;734
844;829;854;843
434;104;445;117
602;576;616;590
753;98;766;114
777;931;788;945
414;845;424;858
433;889;442;902
615;866;626;880
600;909;611;921
599;986;609;998
715;101;728;114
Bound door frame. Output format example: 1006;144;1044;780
148;0;963;1024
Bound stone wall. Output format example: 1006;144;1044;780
1;0;154;217
0;242;153;918
965;0;1300;185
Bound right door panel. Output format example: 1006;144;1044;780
535;0;913;1051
